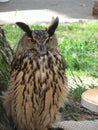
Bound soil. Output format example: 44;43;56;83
62;99;98;121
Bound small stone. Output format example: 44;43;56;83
80;3;86;7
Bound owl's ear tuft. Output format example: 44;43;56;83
16;22;32;38
46;17;59;37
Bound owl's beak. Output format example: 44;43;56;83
39;44;47;55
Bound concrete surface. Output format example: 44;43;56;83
0;0;97;24
57;120;98;130
0;0;98;130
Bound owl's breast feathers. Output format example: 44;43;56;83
7;51;67;130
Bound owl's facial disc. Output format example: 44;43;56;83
31;30;49;55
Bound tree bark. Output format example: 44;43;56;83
0;27;14;130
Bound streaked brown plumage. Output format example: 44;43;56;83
3;17;68;130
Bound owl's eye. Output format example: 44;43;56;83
27;37;36;45
30;38;34;42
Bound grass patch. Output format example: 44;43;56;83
57;23;98;77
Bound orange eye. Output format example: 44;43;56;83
27;38;32;44
27;37;36;44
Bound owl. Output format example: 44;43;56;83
3;17;68;130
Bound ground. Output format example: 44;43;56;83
62;99;98;121
62;77;98;121
0;0;97;25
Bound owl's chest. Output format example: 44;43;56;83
9;54;66;130
11;54;62;94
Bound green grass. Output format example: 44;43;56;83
2;22;98;78
57;23;98;77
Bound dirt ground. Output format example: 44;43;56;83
62;99;98;121
63;76;98;121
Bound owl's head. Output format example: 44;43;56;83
16;17;59;56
